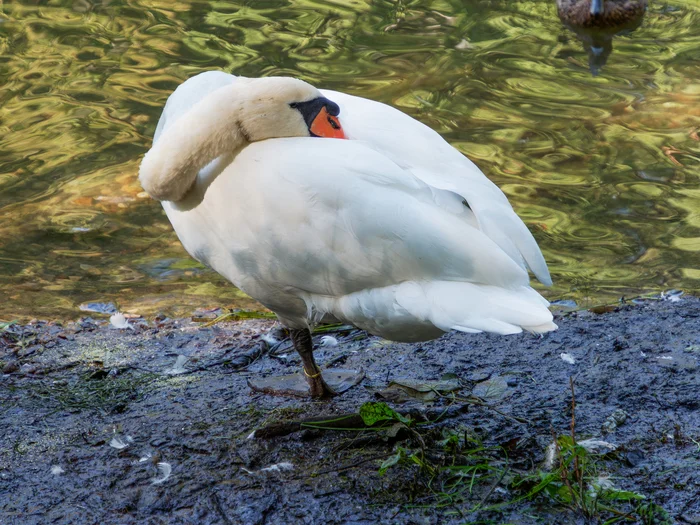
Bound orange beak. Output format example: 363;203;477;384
310;107;346;139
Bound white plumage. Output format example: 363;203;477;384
141;71;555;370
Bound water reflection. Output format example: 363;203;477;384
557;0;647;75
0;0;698;320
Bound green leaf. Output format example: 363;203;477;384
379;450;403;475
525;472;559;499
359;401;409;426
0;321;16;333
603;489;646;502
636;502;673;525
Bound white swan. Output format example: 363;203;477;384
139;71;557;397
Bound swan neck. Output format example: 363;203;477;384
139;84;250;202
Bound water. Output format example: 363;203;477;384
1;0;698;320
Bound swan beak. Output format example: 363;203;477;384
310;107;346;139
590;0;604;15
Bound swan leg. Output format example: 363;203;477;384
290;328;337;398
247;328;362;397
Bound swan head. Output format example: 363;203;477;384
235;77;346;141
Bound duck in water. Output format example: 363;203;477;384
556;0;647;74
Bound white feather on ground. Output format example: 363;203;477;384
109;435;133;450
560;352;576;365
241;462;294;475
109;313;132;330
151;462;172;485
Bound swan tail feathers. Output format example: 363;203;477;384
396;281;557;336
476;209;553;287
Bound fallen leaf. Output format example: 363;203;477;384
359;402;409;426
471;376;510;402
383;378;461;401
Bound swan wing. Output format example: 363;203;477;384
197;138;529;294
321;89;552;286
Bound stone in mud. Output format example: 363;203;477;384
602;408;628;434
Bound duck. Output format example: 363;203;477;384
556;0;647;74
139;71;557;398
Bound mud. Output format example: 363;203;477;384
1;296;699;524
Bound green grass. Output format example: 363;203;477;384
0;320;17;333
364;391;672;524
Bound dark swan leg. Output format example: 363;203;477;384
247;327;362;397
290;328;336;398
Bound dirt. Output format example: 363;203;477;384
1;295;699;525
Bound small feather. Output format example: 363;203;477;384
262;334;280;346
50;465;64;475
560;352;576;365
320;335;338;347
578;439;618;454
109;435;132;450
151;462;172;485
110;313;133;330
542;442;557;471
260;462;294;473
242;462;294;474
167;355;189;375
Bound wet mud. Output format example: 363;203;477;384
1;296;699;524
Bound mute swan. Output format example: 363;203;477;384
139;72;557;398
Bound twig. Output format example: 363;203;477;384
304;453;393;477
189;341;268;373
567;291;663;315
475;466;510;510
453;395;530;425
252;404;470;439
569;377;579;472
569;376;584;504
197;310;276;327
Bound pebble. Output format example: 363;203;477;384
602;409;628;434
625;449;645;467
2;361;19;374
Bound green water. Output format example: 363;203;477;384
1;0;699;320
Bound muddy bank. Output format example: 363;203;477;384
1;296;699;524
